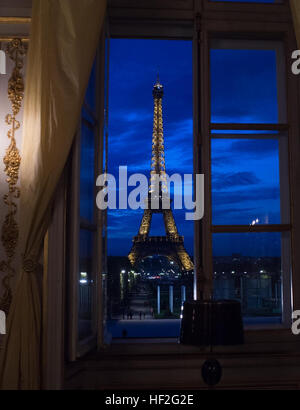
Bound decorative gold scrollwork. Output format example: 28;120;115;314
0;39;27;314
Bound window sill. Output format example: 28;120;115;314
65;328;300;390
101;326;299;355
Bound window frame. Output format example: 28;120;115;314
67;39;106;361
58;0;299;362
208;38;292;326
106;0;299;333
189;0;299;331
40;0;300;389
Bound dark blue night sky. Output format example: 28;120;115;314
104;39;282;258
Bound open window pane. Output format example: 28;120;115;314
211;137;282;225
212;232;291;323
106;39;194;339
210;40;286;123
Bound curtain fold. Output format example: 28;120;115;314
290;0;300;48
0;0;106;389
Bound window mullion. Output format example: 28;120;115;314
212;224;291;233
200;23;213;300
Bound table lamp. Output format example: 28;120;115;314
180;299;244;387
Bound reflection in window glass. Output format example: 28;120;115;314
213;232;282;323
85;62;96;112
77;59;97;346
78;229;94;340
80;122;95;223
210;48;278;123
82;105;95;125
211;138;281;225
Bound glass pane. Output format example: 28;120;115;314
78;229;95;341
84;61;96;112
82;105;95;126
213;232;283;323
211;137;281;225
211;46;280;123
80;122;95;223
106;39;194;339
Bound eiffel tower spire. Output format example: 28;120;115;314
150;76;167;195
128;78;194;272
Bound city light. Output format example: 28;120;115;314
80;279;88;285
80;272;88;285
251;218;260;226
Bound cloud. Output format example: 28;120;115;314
101;40;281;258
212;171;260;190
230;139;278;156
212;186;280;206
111;109;153;123
107;116;193;176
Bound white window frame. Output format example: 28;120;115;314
66;37;107;361
207;39;292;328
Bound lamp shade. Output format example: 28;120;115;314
180;300;244;346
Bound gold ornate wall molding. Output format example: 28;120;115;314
0;39;27;314
0;17;31;24
0;17;31;43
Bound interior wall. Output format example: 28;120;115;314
0;40;27;305
0;0;32;18
0;0;31;307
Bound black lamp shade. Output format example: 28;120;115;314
180;300;244;346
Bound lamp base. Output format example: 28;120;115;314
180;300;244;346
201;358;222;387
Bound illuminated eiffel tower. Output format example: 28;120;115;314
128;77;194;272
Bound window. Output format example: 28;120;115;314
64;0;297;355
67;57;103;359
211;137;281;225
209;40;291;325
105;39;194;339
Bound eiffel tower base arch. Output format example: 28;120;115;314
128;235;194;272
